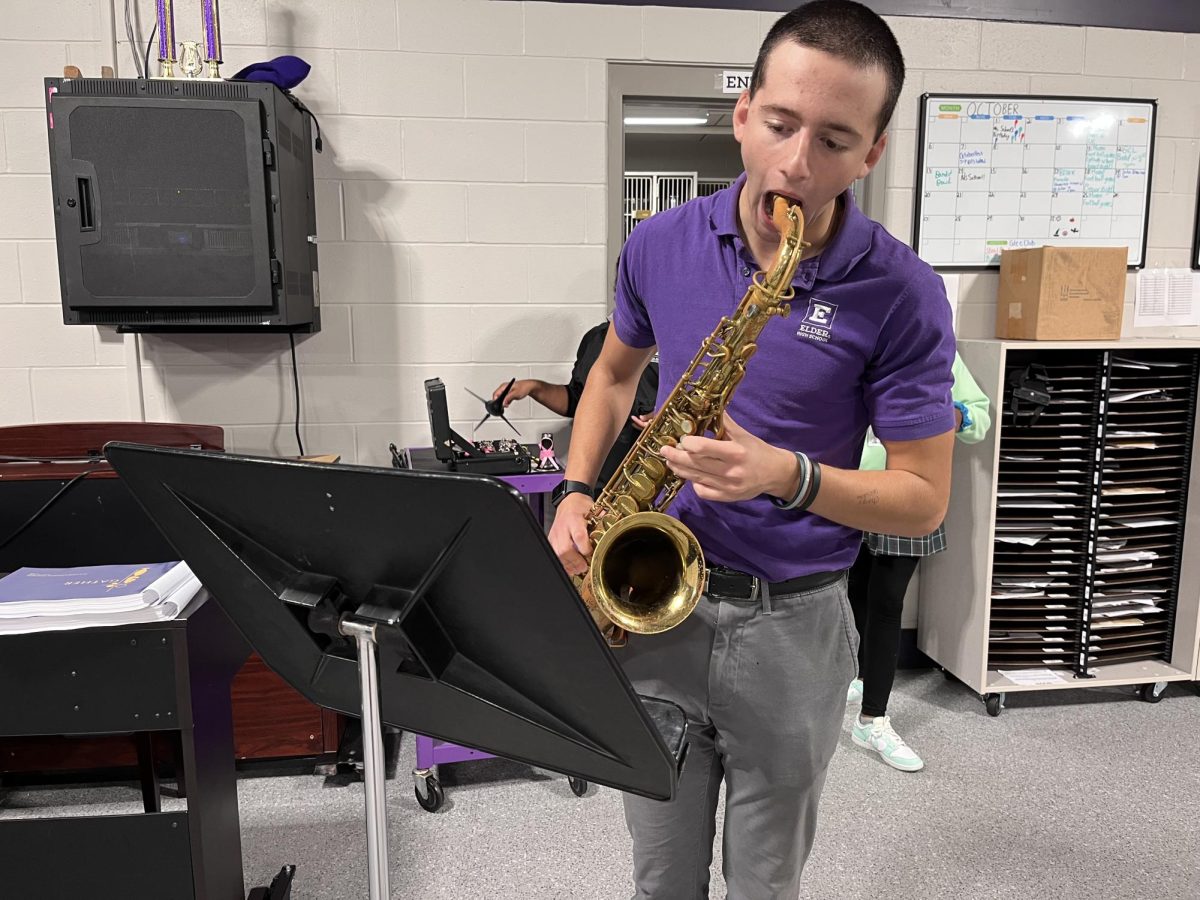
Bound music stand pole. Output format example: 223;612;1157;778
339;615;391;900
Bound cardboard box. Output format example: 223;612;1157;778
996;246;1127;340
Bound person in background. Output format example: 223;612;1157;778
492;320;659;490
846;351;991;771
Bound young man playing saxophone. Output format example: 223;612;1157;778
548;3;956;897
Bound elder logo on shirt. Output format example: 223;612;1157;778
797;298;838;344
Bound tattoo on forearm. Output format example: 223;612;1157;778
856;489;880;506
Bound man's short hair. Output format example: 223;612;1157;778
750;1;906;140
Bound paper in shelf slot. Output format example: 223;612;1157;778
997;490;1081;498
997;668;1070;686
1114;355;1190;368
1109;517;1176;529
995;579;1072;588
1092;606;1163;617
995;534;1047;546
990;630;1072;641
1090;627;1168;641
1095;550;1158;562
995;524;1076;533
1109;389;1174;403
993;633;1051;643
1097;562;1155;574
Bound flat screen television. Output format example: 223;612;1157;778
44;76;320;333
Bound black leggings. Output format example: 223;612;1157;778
847;548;921;718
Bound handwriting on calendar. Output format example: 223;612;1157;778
916;96;1154;267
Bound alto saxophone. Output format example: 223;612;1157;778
579;197;809;646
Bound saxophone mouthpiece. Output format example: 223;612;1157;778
771;195;789;227
771;196;804;236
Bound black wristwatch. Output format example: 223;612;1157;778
552;479;594;507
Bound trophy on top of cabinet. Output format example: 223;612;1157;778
155;0;223;79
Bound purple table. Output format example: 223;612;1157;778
405;456;564;811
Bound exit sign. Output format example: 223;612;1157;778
719;70;751;93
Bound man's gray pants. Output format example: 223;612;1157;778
621;575;857;900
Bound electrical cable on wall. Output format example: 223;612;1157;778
124;0;144;78
289;333;304;457
0;470;95;553
144;22;158;80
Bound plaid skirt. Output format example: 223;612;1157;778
863;523;947;558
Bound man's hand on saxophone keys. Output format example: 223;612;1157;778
659;413;801;504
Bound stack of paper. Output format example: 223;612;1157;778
1087;352;1191;664
0;561;201;634
989;359;1095;669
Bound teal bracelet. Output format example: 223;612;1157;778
953;400;972;433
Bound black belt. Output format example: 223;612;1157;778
705;565;844;601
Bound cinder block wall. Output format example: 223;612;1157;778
2;1;1197;475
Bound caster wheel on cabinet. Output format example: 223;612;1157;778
414;774;445;812
984;693;1003;717
1139;682;1167;704
569;777;588;797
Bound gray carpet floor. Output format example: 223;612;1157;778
3;670;1199;899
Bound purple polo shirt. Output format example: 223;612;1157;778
612;173;955;582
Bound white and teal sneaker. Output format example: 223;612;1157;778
846;678;863;705
851;715;924;772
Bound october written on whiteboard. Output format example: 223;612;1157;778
914;95;1156;269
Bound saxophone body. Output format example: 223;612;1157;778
580;198;809;645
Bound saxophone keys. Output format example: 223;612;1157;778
613;495;640;518
638;456;666;481
625;471;658;502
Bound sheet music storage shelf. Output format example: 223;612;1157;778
918;339;1200;713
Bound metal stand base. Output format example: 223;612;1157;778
340;614;392;900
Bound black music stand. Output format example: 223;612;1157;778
104;443;686;900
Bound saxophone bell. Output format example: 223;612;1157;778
586;511;705;638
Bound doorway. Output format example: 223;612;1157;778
605;62;883;297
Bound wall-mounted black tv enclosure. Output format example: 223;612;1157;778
45;77;320;333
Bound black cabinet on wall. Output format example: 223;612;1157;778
919;339;1200;711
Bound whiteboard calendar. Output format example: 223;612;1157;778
913;94;1156;269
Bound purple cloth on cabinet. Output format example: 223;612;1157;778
231;55;310;90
